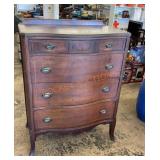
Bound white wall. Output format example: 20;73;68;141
130;7;142;21
43;4;59;19
16;4;36;11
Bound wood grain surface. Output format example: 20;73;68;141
32;78;119;107
30;53;123;83
34;101;115;130
18;19;130;155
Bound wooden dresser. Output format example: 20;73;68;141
18;19;130;155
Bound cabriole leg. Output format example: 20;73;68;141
29;134;36;156
109;119;116;141
26;121;28;128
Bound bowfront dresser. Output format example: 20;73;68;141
18;19;130;155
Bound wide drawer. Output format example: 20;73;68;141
30;53;123;83
98;38;126;52
32;79;119;107
34;101;115;130
29;39;68;54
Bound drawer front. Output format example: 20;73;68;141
69;40;97;53
99;38;126;52
30;53;123;83
29;39;68;54
32;79;119;107
34;101;115;130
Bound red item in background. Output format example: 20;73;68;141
115;4;145;8
113;20;119;28
137;4;145;8
125;4;136;7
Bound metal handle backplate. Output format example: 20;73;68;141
43;117;52;123
105;43;112;48
40;67;51;73
100;109;107;114
46;44;56;50
102;86;110;93
105;64;114;70
42;92;53;99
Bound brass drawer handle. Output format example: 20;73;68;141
46;44;56;50
40;67;51;73
105;64;114;70
105;43;112;48
100;109;107;114
102;86;110;93
42;92;53;99
43;117;52;123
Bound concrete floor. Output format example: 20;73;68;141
14;34;144;156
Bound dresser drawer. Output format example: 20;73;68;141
30;53;123;83
99;38;126;52
29;39;68;54
34;101;115;130
69;40;97;53
32;79;119;107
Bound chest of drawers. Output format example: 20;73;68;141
18;19;130;155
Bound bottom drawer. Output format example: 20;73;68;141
34;101;115;130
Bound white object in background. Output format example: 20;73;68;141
43;4;59;19
53;4;59;19
16;4;36;11
130;7;142;21
108;5;145;30
140;8;145;21
108;5;115;27
43;4;54;19
140;9;145;29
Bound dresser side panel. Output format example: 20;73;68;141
20;35;35;133
113;36;130;119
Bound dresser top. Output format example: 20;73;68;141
18;19;130;37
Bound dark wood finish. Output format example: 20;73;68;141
30;53;123;83
69;40;97;53
109;119;116;141
32;79;119;107
34;118;113;135
29;39;67;54
18;19;130;155
34;101;115;130
99;38;126;51
19;35;36;156
29;38;126;54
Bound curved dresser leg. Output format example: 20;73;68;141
109;119;116;141
26;122;28;128
29;135;36;156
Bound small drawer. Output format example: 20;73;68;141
32;78;119;107
34;101;115;130
29;39;68;54
69;40;97;53
99;38;126;52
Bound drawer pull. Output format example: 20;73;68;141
46;44;56;50
100;109;107;114
40;67;51;73
42;92;53;99
43;117;52;123
102;86;110;93
105;64;114;70
105;43;112;48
